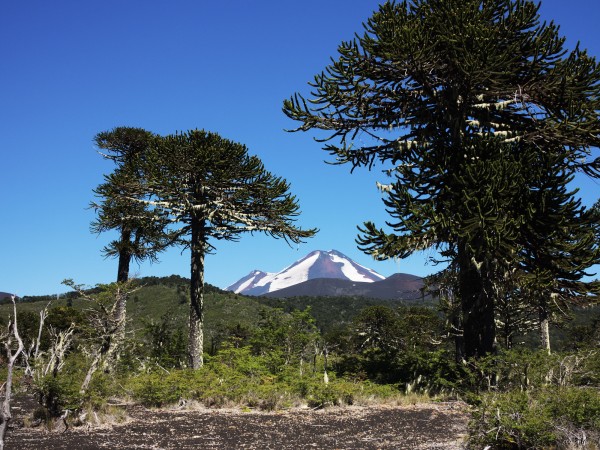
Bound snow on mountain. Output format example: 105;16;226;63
261;273;426;301
226;250;385;296
225;270;272;295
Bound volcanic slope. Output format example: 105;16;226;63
226;250;385;296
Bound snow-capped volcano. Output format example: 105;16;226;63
226;250;385;296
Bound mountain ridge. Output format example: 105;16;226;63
260;273;426;300
0;292;15;301
226;250;385;296
226;250;427;299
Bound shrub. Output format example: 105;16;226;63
37;373;82;416
468;387;600;449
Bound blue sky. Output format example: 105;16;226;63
1;1;599;296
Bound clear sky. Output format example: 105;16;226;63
1;0;599;296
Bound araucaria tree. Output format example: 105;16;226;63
141;130;316;369
92;127;176;283
91;127;178;365
284;0;600;358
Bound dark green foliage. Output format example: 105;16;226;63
335;305;448;387
132;129;316;368
206;322;253;356
91;127;177;283
456;348;600;448
284;0;600;358
15;311;39;351
254;295;435;334
143;129;316;247
45;306;84;334
563;306;600;351
19;291;79;304
128;371;189;408
132;275;189;288
10;306;84;357
143;312;187;369
251;307;319;370
132;275;225;294
36;354;87;415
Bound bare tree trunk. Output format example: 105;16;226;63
103;286;128;372
110;232;132;370
0;297;24;450
188;217;205;369
42;326;75;379
23;301;52;377
34;301;52;360
81;349;103;394
323;346;329;384
539;304;551;355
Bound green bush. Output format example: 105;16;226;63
125;344;406;411
37;373;83;416
468;387;600;449
84;372;119;408
128;371;194;407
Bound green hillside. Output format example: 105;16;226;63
3;276;596;352
0;278;266;347
1;276;437;346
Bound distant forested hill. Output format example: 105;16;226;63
2;275;596;353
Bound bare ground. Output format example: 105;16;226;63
5;395;469;449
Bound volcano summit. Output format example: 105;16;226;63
226;250;385;296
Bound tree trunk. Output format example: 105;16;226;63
116;251;131;284
107;230;132;371
115;231;132;328
116;229;132;283
539;303;551;355
115;252;130;330
453;314;465;362
0;359;15;450
1;298;24;450
188;217;205;369
459;242;496;359
102;286;128;373
81;349;103;394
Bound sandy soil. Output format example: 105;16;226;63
5;396;469;449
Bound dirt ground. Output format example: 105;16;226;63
5;396;469;449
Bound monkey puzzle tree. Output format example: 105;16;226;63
518;151;600;353
91;127;178;365
140;129;316;369
92;127;176;283
284;0;600;358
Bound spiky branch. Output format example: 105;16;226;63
284;0;600;358
133;130;316;368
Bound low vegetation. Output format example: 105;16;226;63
2;277;599;448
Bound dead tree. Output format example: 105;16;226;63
0;296;25;450
62;280;137;394
38;325;75;379
23;300;52;377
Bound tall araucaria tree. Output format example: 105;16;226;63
284;0;600;358
518;150;600;353
91;127;179;365
92;127;177;283
139;129;316;369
